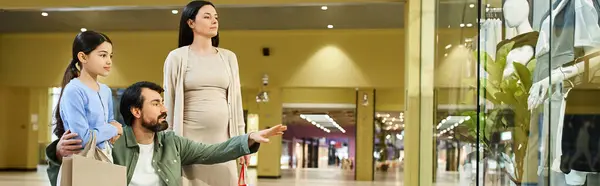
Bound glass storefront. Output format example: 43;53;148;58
427;0;600;185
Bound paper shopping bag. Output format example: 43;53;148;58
58;155;127;186
56;131;127;186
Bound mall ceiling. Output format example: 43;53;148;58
282;108;356;128
282;108;405;133
0;1;488;33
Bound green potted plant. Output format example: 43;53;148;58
460;41;536;185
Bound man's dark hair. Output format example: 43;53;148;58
120;81;164;126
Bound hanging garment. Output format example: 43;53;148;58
560;115;600;172
534;0;600;184
534;0;600;82
495;19;503;44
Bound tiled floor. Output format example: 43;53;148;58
0;165;463;186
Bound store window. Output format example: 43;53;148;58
430;0;600;185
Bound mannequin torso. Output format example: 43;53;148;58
504;43;535;77
502;0;537;78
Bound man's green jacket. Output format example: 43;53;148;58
45;126;259;186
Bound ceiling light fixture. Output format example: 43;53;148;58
80;28;87;32
171;10;179;14
326;115;346;133
300;114;346;133
445;44;452;49
300;114;331;133
41;12;49;16
460;23;465;28
436;116;471;136
469;4;475;8
466;23;473;27
327;24;334;29
321;6;328;10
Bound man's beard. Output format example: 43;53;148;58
141;113;169;132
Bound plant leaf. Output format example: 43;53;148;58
496;41;515;69
513;63;533;90
527;58;537;72
475;51;504;87
495;92;518;105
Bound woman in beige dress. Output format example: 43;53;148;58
163;1;246;186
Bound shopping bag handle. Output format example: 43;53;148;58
238;163;247;186
79;130;97;158
78;130;111;162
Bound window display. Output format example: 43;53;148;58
433;0;600;185
530;0;600;185
479;0;600;185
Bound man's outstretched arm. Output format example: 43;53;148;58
178;124;287;166
176;133;260;166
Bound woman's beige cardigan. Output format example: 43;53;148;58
163;46;245;138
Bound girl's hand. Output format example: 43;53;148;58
110;135;121;144
109;121;123;144
110;121;123;135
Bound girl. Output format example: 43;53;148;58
53;31;123;161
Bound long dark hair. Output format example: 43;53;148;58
53;31;112;138
178;0;219;47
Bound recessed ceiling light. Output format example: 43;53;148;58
80;28;87;32
469;4;475;8
460;23;465;27
466;23;473;27
321;6;328;10
171;10;179;14
327;24;333;29
41;12;48;16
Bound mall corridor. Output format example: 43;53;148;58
0;166;471;186
3;0;600;186
0;167;404;186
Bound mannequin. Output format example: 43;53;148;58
528;0;600;185
495;1;540;183
501;0;538;78
470;1;539;185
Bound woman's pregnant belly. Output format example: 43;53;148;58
183;89;229;143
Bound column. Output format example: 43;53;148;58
313;139;319;168
355;88;374;181
404;0;435;185
256;88;283;178
307;139;314;168
302;138;307;168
